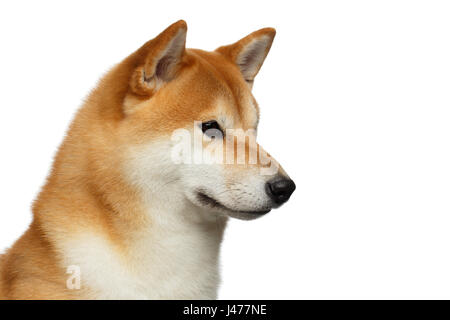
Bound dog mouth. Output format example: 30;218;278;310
196;191;271;216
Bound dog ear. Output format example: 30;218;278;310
216;28;275;85
130;20;187;97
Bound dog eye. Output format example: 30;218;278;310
201;120;224;137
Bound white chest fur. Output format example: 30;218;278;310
61;209;227;300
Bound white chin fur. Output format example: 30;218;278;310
185;189;272;221
223;209;271;221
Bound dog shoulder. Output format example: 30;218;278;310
0;254;4;299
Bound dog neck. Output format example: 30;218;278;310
33;157;228;299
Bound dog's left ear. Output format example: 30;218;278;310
216;28;276;85
130;20;187;97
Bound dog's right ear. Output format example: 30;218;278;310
130;20;187;97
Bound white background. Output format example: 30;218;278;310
1;1;449;299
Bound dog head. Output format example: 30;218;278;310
113;21;295;220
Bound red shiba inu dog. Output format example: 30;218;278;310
0;20;295;299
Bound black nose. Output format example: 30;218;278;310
265;178;296;205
